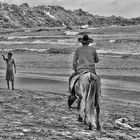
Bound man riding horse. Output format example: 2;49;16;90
69;34;100;108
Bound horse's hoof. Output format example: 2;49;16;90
84;121;87;125
78;116;83;122
84;127;92;130
97;126;101;131
96;123;101;131
89;127;92;130
89;123;92;130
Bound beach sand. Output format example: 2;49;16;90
1;72;140;102
0;26;140;139
0;73;140;139
0;87;140;140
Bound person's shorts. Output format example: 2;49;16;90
6;70;14;81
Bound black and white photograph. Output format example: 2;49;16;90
0;0;140;139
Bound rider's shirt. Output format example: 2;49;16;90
73;46;99;72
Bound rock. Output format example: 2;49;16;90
133;122;140;128
20;3;29;9
115;118;135;130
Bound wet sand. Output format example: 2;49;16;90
0;73;140;103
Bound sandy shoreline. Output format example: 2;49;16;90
0;88;140;139
0;73;140;103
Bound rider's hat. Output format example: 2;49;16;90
78;34;93;44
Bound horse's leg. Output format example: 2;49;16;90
77;94;83;122
78;114;83;122
84;111;87;125
89;123;92;130
82;81;91;126
87;81;96;130
95;79;101;131
96;103;101;131
78;85;87;123
75;82;84;122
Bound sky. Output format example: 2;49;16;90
0;0;140;18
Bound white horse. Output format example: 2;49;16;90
74;72;101;131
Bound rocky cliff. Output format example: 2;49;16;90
0;2;139;29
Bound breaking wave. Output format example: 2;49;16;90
109;39;140;44
0;48;49;53
0;40;75;45
0;41;30;45
0;48;72;54
97;49;140;56
0;48;140;56
7;35;71;40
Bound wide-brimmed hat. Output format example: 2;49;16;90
78;34;93;44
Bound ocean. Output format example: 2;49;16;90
0;30;140;80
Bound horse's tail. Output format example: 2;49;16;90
86;80;97;127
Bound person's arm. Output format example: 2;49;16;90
72;49;78;71
2;55;7;61
94;49;99;63
13;59;16;74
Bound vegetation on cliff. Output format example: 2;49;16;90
0;2;140;29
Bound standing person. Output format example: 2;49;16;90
2;53;16;90
69;34;100;94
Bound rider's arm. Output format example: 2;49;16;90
73;49;78;71
94;50;99;63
